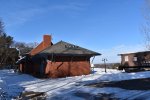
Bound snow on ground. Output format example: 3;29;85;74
0;68;150;100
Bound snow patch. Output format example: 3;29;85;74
0;68;150;99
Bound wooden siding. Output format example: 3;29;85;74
120;52;150;67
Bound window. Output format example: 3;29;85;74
133;57;137;61
125;56;128;61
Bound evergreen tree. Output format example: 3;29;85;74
0;19;18;68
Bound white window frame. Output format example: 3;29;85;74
133;57;137;61
125;56;128;62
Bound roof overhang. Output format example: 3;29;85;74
39;53;101;57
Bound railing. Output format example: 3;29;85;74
141;61;150;66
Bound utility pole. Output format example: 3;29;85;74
102;58;107;73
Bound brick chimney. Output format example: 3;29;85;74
30;35;52;56
43;35;51;49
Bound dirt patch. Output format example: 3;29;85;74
74;91;119;100
86;78;150;90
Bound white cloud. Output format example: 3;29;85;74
93;44;147;64
5;8;45;27
5;2;89;27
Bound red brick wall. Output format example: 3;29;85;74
19;64;23;72
45;58;91;78
19;56;91;78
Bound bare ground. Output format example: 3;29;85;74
86;78;150;90
74;91;119;100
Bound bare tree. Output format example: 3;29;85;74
142;0;150;49
12;41;39;56
0;19;4;36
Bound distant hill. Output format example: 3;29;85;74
94;63;120;69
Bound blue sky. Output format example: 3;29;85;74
0;0;147;63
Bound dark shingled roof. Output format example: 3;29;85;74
118;51;150;56
39;41;101;56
